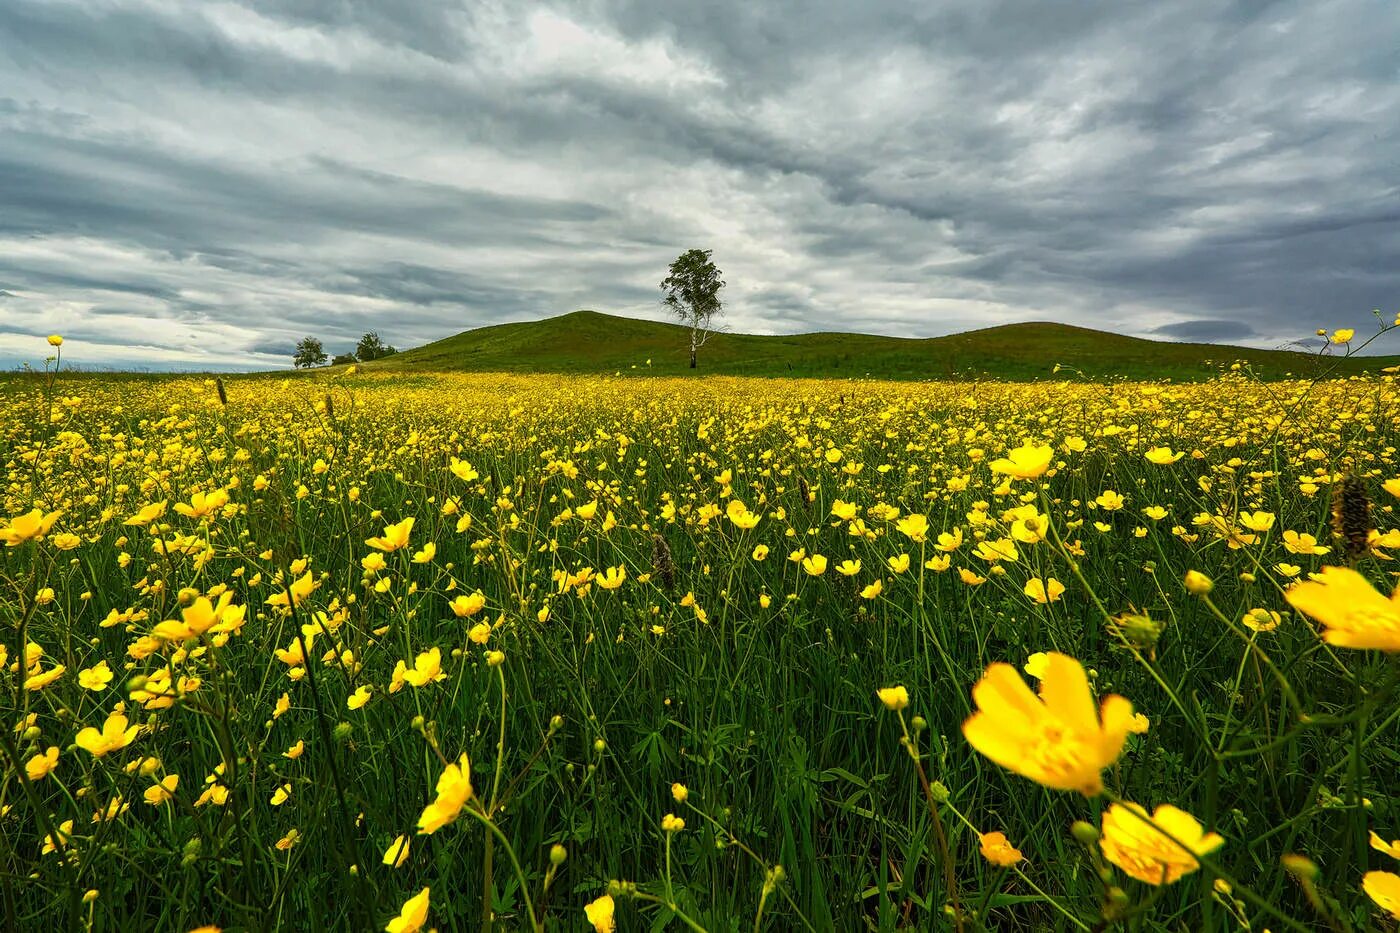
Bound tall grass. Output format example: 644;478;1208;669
3;337;1400;930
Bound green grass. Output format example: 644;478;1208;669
6;367;1400;931
370;310;1400;381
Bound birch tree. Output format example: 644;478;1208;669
660;249;725;369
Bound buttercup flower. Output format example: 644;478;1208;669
989;443;1053;480
979;831;1023;867
584;894;616;932
1285;566;1400;651
1099;802;1223;885
417;754;473;834
962;652;1133;795
385;887;429;933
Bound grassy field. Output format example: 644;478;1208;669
370;309;1400;381
4;343;1400;931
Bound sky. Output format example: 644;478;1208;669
1;0;1398;370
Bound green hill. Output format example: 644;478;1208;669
368;310;1400;381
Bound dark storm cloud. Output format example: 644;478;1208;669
0;0;1396;369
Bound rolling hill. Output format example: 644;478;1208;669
367;310;1400;381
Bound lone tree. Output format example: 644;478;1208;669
292;336;328;369
355;331;397;362
661;248;724;369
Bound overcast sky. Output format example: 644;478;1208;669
1;0;1398;369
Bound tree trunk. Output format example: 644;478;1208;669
689;347;697;368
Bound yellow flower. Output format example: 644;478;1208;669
1143;446;1183;465
42;819;74;856
2;508;62;546
888;553;910;574
877;686;909;711
958;568;986;586
751;544;769;561
989;442;1053;480
78;661;114;691
1331;328;1355;344
385;887;430;933
836;559;861;576
411;542;436;564
24;663;65;691
802;554;828;576
51;532;81;550
449;591;487;617
1238;510;1275;532
671;783;688;803
75;710;140;758
144;774;179;806
1366;871;1400;919
1242;608;1281;633
979;831;1023;866
382;834;411;868
1370;831;1400;859
661;813;685;832
1099;802;1224;885
26;746;60;781
935;528;963;552
347;686;372;710
366;517;415;552
270;783;292;806
402;647;445;688
1282;530;1329;555
1023;577;1065;604
266;571;318;610
1023;652;1050;679
417;753;473;834
962;652;1133;795
1183;571;1213;595
726;499;759;529
830;500;858;521
47;334;63;347
860;579;884;599
597;565;626;590
283;740;305;759
173;488;230;521
1285;566;1400;650
896;513;929;542
1095;490;1125;511
584;894;616;933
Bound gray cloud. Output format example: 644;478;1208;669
0;0;1397;370
1152;319;1256;342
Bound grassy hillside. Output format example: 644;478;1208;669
369;309;1400;381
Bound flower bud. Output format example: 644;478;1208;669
549;844;567;866
1281;853;1319;882
1184;570;1213;595
1071;820;1100;845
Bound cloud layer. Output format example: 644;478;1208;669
1;0;1397;368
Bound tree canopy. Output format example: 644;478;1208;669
660;249;725;369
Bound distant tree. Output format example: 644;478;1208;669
355;332;398;362
331;353;357;366
293;336;328;369
661;249;725;369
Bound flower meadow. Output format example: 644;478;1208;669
4;354;1400;931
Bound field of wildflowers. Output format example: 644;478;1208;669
4;343;1400;931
